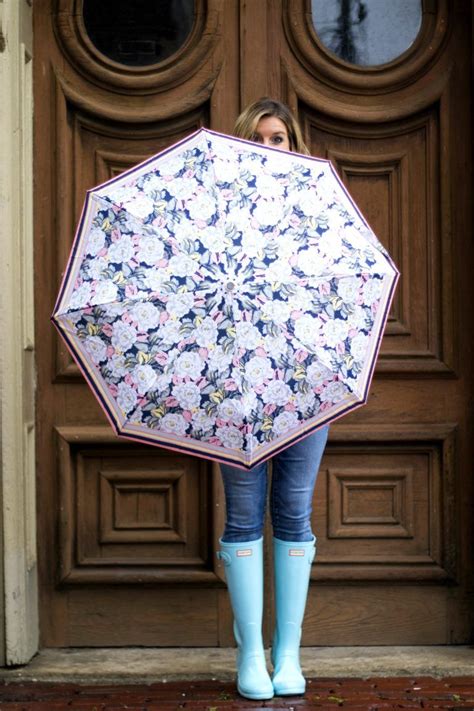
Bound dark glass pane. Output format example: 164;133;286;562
83;0;195;67
312;0;422;67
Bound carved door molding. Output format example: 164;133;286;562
283;0;450;92
54;0;217;93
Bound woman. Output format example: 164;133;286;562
217;98;329;700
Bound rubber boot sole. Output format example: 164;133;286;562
237;683;275;700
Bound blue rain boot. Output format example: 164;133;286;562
217;537;274;700
271;536;316;696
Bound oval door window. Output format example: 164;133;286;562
82;0;195;67
311;0;422;67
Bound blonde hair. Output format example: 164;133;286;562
233;97;310;155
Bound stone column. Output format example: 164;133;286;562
0;0;38;665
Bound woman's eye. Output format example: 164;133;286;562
271;136;284;144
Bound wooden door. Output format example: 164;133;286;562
34;0;472;647
281;0;472;644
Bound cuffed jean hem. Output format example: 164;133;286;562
270;530;315;543
220;530;314;543
220;531;264;543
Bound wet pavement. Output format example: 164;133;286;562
1;677;474;710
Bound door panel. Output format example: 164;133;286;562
35;0;472;646
307;109;444;373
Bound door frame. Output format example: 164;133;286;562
0;0;38;666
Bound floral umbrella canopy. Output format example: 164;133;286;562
52;128;399;470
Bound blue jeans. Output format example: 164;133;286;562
219;426;329;543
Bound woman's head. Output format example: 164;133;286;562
233;97;309;155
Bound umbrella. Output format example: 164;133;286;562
52;128;399;470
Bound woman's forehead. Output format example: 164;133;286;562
256;116;288;133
